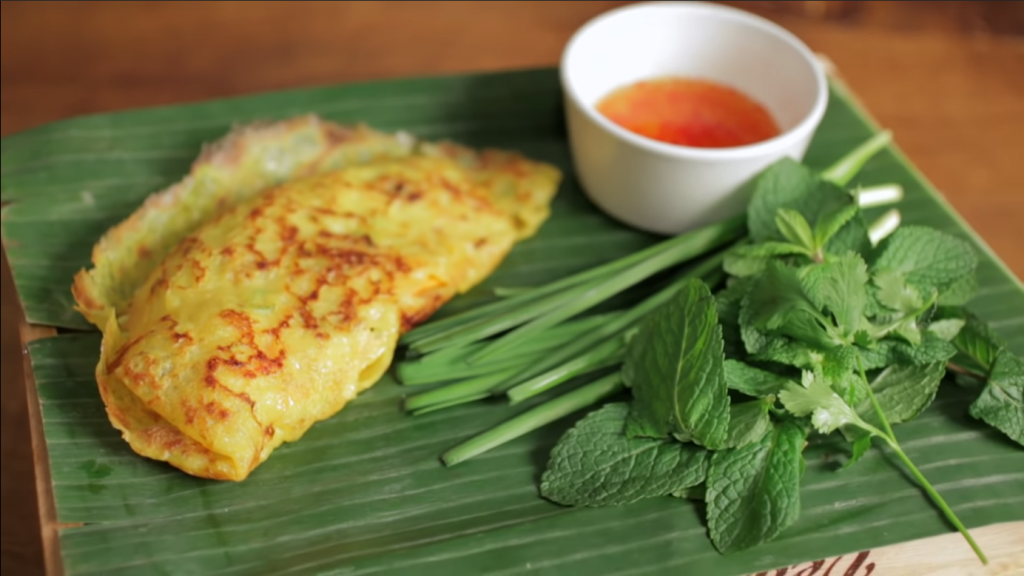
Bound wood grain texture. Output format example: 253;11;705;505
15;324;59;576
2;2;1022;574
767;522;1024;576
0;250;43;576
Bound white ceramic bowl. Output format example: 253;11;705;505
561;1;828;235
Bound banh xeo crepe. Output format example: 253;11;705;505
71;115;561;481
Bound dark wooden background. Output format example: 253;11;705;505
2;2;1022;574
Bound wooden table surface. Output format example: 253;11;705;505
2;2;1022;574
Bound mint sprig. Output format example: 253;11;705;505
624;278;730;448
531;135;1021;563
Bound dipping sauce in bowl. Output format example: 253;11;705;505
596;77;780;148
561;1;828;235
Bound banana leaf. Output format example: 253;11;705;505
2;68;1022;576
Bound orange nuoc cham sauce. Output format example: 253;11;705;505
596;77;780;148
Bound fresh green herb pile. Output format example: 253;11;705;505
393;132;1022;562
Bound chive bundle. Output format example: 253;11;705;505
397;218;744;416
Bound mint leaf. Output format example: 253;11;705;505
716;279;749;359
736;241;810;258
857;362;946;428
892;332;957;365
706;421;806;553
724;360;789;398
747;159;855;243
739;321;774;357
716;279;748;325
540;403;709;506
750;336;819;370
951;312;1005;375
872;226;978;294
779;372;864;435
775;209;816;252
856;340;897;370
825;213;871;257
855;336;953;370
801;253;870;337
742;262;834;349
937;274;978;306
724;254;766;278
822;346;858;382
746;159;820;242
814;203;860;249
725;399;774;448
969;350;1024;446
724;242;809;277
624;279;730;448
744;158;871;258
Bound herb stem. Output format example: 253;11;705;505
945;362;985;381
867;209;901;247
878;436;988;565
821;131;893;187
855;354;988;564
856;183;904;209
441;373;624;466
856;355;897;440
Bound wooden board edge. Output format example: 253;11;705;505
751;521;1024;576
20;322;65;576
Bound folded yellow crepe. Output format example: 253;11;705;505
72;116;560;480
